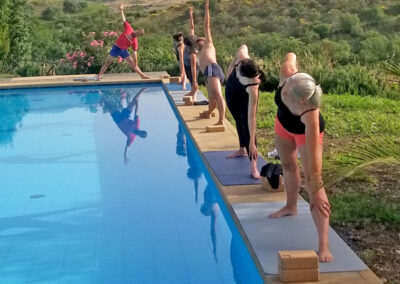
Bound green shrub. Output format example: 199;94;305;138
41;7;59;21
63;0;78;14
16;63;40;77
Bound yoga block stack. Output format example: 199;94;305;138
183;96;193;106
278;250;319;283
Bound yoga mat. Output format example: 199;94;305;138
73;76;97;81
203;151;267;186
165;83;192;91
232;201;368;274
169;91;208;106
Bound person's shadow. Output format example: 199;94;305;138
102;88;148;164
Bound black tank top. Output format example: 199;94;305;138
275;85;325;134
226;68;259;97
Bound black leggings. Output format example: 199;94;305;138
225;88;257;160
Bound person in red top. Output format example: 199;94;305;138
96;2;150;80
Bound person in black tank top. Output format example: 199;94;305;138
225;45;266;179
268;53;334;263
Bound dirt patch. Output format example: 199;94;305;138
335;225;400;284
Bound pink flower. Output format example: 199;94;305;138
73;61;77;69
103;32;109;37
90;40;98;47
99;40;104;47
87;62;92;67
118;57;123;63
66;53;73;61
79;52;86;58
88;56;94;61
109;31;118;37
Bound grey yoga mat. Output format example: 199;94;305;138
203;151;267;186
232;200;368;274
166;83;208;106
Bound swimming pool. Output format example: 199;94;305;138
0;83;263;283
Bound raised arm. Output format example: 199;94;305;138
280;53;298;85
204;0;213;43
189;7;195;36
120;2;126;22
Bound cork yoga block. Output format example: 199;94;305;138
278;250;319;270
261;175;285;192
199;111;216;118
183;96;193;106
206;125;225;132
279;266;319;283
169;76;180;83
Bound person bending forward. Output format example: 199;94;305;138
225;45;265;179
269;53;333;262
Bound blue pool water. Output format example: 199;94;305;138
0;84;263;284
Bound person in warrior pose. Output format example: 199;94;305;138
96;2;150;80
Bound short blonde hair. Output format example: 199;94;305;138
286;73;322;107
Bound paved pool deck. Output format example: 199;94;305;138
0;73;382;284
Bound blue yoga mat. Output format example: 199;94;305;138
232;201;368;274
165;83;192;91
203;151;267;186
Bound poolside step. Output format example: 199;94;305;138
206;125;225;132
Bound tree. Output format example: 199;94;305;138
0;0;10;59
7;0;33;64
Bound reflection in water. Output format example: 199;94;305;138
0;94;29;147
81;90;102;113
176;124;187;157
101;88;148;165
186;141;202;204
201;184;220;263
176;125;220;263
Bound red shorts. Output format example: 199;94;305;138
274;117;324;146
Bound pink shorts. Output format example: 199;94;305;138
274;117;324;146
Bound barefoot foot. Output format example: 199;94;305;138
251;171;261;179
318;246;334;262
268;205;297;218
227;148;247;158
